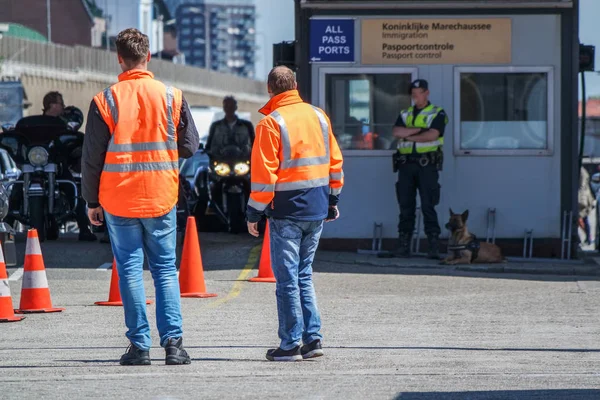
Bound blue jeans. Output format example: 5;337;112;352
269;218;324;350
104;207;183;351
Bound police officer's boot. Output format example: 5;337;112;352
427;235;440;260
393;232;412;258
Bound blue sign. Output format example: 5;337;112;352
309;19;355;63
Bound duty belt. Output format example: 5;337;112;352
397;152;438;167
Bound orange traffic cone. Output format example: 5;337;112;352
15;229;64;313
0;244;24;322
179;217;217;298
249;220;276;283
95;259;153;306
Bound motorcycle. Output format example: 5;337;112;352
0;108;85;242
193;143;250;234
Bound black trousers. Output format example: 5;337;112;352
395;162;441;237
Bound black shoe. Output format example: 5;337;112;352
301;340;324;359
265;346;302;362
392;232;412;258
119;343;151;366
427;236;440;260
78;230;97;242
165;337;191;365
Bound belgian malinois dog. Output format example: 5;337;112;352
441;209;506;265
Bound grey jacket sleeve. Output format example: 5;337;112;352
81;100;110;209
177;96;200;159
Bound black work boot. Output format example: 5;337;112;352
120;343;151;366
392;232;412;258
165;337;192;365
427;236;440;260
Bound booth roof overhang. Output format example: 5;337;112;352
299;0;574;10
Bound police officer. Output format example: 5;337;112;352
389;79;448;259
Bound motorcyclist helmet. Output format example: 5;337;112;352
62;106;84;131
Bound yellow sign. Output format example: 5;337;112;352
361;18;512;65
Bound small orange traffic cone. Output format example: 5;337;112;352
179;217;217;298
0;244;24;323
249;220;276;283
95;259;153;306
15;229;64;313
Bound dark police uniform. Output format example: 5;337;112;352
391;79;448;259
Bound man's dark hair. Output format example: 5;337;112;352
115;28;149;65
267;66;296;96
42;91;63;113
223;96;237;106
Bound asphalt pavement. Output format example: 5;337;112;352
1;231;599;400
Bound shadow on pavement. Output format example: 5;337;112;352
314;262;600;283
394;389;600;400
2;345;599;353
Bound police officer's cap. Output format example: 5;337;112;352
409;79;429;94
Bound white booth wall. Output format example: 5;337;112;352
312;14;562;241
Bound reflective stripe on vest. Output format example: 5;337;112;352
398;104;445;154
102;86;179;173
269;105;330;170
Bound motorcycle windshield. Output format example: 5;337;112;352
212;145;249;164
15;115;69;146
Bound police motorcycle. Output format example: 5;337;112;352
193;143;250;234
0;107;85;242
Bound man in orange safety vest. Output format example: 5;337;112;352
247;66;344;362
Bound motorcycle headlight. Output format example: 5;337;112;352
214;163;231;176
28;147;49;167
234;162;250;176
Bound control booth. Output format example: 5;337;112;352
276;0;581;259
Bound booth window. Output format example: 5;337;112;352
456;67;553;155
325;74;413;151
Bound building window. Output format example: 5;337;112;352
323;70;415;151
454;67;554;156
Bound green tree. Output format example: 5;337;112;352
85;0;105;18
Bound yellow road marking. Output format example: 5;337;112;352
206;244;262;308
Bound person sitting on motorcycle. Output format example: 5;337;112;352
42;91;66;118
205;96;254;158
42;91;97;242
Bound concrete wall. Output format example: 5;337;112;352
0;36;269;125
310;14;563;242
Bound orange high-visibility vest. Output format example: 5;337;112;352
248;90;344;213
93;69;182;218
